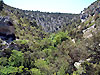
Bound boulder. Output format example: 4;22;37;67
83;24;96;38
0;16;16;42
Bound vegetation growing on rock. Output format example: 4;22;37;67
0;0;100;75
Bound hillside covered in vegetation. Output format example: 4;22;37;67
0;0;100;75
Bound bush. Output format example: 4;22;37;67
30;68;41;75
8;50;24;66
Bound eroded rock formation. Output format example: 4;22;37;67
0;16;16;42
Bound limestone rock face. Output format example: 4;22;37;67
80;1;100;22
83;24;96;38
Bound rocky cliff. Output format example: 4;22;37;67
3;4;79;32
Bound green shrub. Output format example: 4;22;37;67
0;66;18;75
8;50;24;66
30;68;41;75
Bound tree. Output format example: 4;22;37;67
0;0;3;11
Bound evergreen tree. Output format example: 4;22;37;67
0;0;3;11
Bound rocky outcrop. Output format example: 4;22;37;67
0;16;16;42
79;1;100;39
83;24;96;38
80;1;100;22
